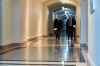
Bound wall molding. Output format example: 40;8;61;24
0;43;25;55
0;34;48;55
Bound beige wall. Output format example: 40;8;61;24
11;0;25;43
1;0;43;45
28;0;43;38
1;0;80;46
1;0;27;45
2;0;12;45
0;0;2;44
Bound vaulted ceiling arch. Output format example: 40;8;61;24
42;0;80;8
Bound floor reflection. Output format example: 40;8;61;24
0;39;81;62
0;31;85;66
0;64;76;66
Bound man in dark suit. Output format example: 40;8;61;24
54;19;59;40
54;19;63;40
66;16;73;45
58;19;63;40
72;16;76;43
66;16;76;47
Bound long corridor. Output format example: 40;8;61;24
0;0;89;66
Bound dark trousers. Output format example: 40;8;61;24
55;30;61;40
66;26;73;46
72;27;76;42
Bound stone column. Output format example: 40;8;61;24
76;5;80;47
42;4;49;36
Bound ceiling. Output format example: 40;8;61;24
42;0;80;4
48;3;76;11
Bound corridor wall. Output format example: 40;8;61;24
0;0;2;44
1;0;26;45
88;0;95;66
93;0;100;66
12;0;24;43
28;0;43;39
80;0;88;44
0;0;43;45
2;0;12;45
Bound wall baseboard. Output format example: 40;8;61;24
88;54;95;66
81;42;95;66
0;43;25;55
0;35;47;55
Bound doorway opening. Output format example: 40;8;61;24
47;3;78;48
48;3;76;38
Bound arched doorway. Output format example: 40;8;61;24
48;3;76;37
42;0;80;47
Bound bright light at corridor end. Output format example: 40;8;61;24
62;6;65;10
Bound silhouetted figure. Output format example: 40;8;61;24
53;19;59;40
72;16;76;43
58;20;63;39
66;16;73;46
53;19;63;40
66;16;76;47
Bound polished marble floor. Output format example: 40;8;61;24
0;32;87;66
